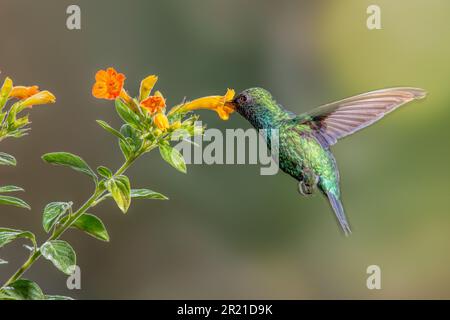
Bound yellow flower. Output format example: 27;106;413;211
154;112;170;131
139;75;158;102
171;88;235;120
9;86;40;100
20;90;56;108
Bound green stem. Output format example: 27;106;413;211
2;153;140;287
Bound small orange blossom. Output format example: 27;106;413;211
141;95;166;114
9;86;40;100
92;67;126;100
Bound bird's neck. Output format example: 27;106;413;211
241;105;292;130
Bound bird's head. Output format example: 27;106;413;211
226;87;286;129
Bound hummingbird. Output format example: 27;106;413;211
228;87;426;235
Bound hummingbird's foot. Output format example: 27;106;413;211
298;168;319;196
298;180;315;196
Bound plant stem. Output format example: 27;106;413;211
2;154;139;287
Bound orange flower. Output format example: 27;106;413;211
153;112;170;131
9;86;40;100
141;92;166;114
171;89;235;120
92;67;126;100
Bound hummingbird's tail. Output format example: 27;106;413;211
325;191;352;236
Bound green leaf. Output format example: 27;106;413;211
42;202;72;233
42;152;97;182
45;295;74;300
0;228;36;249
40;240;76;275
159;142;187;173
0;291;14;300
115;98;141;128
96;120;126;141
1;279;44;300
121;124;143;149
106;175;131;213
0;185;24;193
131;189;168;200
61;213;110;242
119;139;133;160
0;152;16;166
0;195;30;209
97;166;113;179
0;258;8;264
73;214;109;241
118;124;144;160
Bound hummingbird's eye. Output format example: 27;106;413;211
237;93;250;105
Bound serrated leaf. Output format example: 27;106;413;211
0;228;36;249
61;213;110;242
42;202;72;233
0;152;16;166
0;185;24;193
42;152;97;182
131;189;168;200
159;142;187;173
1;279;44;300
96;120;126;141
0;195;30;209
97;166;112;179
41;240;76;275
45;295;74;300
106;175;131;213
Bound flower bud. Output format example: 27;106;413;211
154;112;170;131
20;90;56;108
139;75;158;102
0;77;13;110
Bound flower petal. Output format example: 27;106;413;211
141;95;166;113
95;70;108;82
139;75;158;101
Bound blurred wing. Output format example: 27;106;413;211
297;88;426;147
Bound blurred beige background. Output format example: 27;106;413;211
1;0;450;299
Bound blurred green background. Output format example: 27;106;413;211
1;0;449;299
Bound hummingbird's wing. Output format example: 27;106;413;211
295;87;426;147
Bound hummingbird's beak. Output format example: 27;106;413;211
225;99;237;110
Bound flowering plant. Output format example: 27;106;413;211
0;75;55;209
0;68;234;300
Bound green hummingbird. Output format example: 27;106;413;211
228;87;426;235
